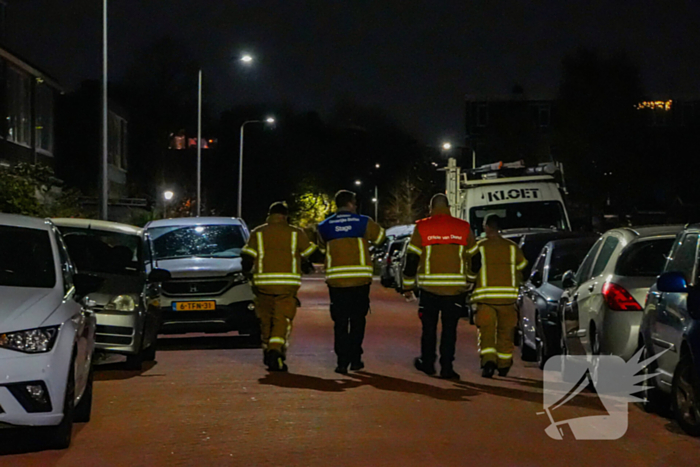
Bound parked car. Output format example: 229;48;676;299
53;218;161;370
518;230;599;278
518;236;598;368
0;214;101;449
374;225;414;272
641;226;700;436
143;217;257;336
560;225;681;363
379;236;410;288
501;227;558;247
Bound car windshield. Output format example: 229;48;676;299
0;226;56;288
470;201;567;236
548;244;597;288
615;238;676;277
60;227;142;276
149;225;246;260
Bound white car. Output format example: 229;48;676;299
0;214;100;449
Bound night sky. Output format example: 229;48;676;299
7;1;700;144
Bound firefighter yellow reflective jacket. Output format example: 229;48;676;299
317;210;385;288
470;235;527;304
241;214;318;294
403;206;477;296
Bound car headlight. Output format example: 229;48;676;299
0;326;59;353
105;295;137;312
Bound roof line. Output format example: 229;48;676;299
0;47;63;92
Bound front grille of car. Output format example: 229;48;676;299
161;279;231;297
96;325;134;346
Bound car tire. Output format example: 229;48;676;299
74;363;93;423
520;331;537;362
44;353;76;450
672;355;700;437
380;276;394;288
125;352;144;371
141;344;157;362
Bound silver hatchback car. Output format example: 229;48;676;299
560;225;681;361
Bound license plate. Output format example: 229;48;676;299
172;301;216;311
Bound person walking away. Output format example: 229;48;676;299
241;202;320;372
469;214;527;378
317;190;386;374
402;194;477;380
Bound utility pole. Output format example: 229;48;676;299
99;0;109;220
374;185;379;222
196;69;202;217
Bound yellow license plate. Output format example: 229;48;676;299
173;301;216;311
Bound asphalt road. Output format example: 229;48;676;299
2;278;699;466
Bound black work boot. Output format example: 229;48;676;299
335;362;349;375
414;357;436;376
498;366;511;377
440;366;460;380
482;361;497;378
267;350;288;372
350;360;365;371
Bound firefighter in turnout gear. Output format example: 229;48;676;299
241;202;320;372
469;214;527;378
317;190;386;374
402;194;477;380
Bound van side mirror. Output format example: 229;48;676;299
657;271;688;293
148;268;172;283
562;270;576;289
74;273;103;298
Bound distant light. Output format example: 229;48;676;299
372;198;378;203
442;142;452;151
163;190;174;201
355;180;362;186
375;163;380;169
195;226;205;233
241;54;253;64
265;117;275;124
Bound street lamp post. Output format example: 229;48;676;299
99;0;109;220
373;186;378;221
238;117;275;219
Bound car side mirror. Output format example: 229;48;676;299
657;271;688;293
74;273;103;298
562;270;576;289
148;268;172;283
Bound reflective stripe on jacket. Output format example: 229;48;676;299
317;211;385;288
241;214;317;294
403;206;476;296
470;236;527;304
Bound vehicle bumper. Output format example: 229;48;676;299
94;309;144;355
159;301;257;334
0;326;74;428
602;310;642;361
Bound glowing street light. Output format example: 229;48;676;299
375;163;380;169
241;54;254;64
265;116;276;124
163;190;174;201
442;142;452;151
355;180;362;186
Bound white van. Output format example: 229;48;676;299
445;159;571;236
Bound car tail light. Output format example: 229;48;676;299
602;282;642;311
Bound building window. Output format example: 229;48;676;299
6;66;31;146
538;105;551;127
108;112;128;170
35;83;54;155
477;104;488;127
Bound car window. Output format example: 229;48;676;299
529;248;547;284
615;238;675;277
0;226;56;288
666;233;699;283
575;237;603;284
590;235;619;278
60;227;143;276
148;225;247;260
548;244;595;288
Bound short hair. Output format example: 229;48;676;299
484;214;500;229
430;193;449;209
335;190;356;209
268;201;289;216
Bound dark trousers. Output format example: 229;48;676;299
328;284;371;366
418;291;465;369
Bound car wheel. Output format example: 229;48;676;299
639;343;666;414
141;344;157;362
74;362;93;423
44;352;76;450
520;327;537;362
536;317;548;370
125;352;144;371
672;355;700;437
